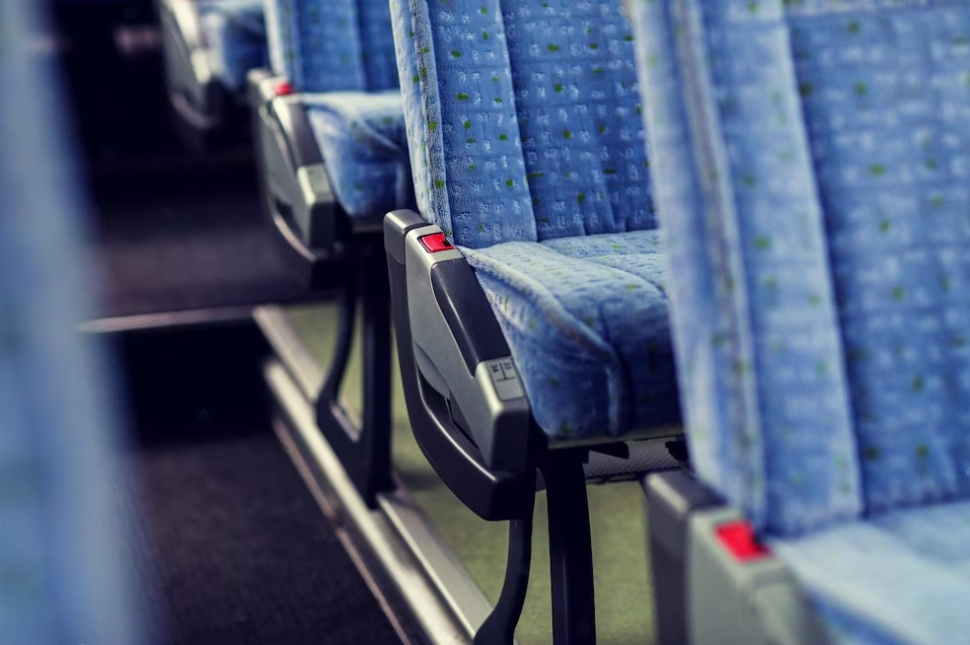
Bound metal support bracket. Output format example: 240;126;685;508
473;494;536;645
314;237;394;508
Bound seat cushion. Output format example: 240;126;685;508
304;91;414;219
772;500;970;645
462;230;680;440
199;0;267;93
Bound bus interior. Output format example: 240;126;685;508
4;1;968;644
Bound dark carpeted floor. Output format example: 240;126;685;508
57;2;313;320
114;322;403;645
129;432;402;645
66;10;402;642
90;158;313;318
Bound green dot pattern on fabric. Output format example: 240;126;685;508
783;6;970;513
396;0;655;249
392;0;678;442
265;0;399;94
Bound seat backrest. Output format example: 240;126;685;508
1;1;142;641
200;0;265;30
264;0;398;93
391;0;654;249
198;0;268;91
630;0;970;536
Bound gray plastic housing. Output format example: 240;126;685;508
401;221;531;473
247;70;338;250
689;512;831;645
158;0;220;132
644;471;831;645
688;506;831;645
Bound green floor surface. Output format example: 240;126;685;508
286;304;656;645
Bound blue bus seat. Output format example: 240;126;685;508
159;0;268;150
252;0;413;257
383;2;686;642
1;0;144;641
630;0;970;642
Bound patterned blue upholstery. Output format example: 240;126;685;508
465;230;679;440
771;500;970;645
265;0;398;93
631;0;863;535
392;0;654;249
198;0;268;93
263;0;410;218
786;3;970;514
305;91;413;219
1;1;141;642
391;0;680;439
631;0;970;641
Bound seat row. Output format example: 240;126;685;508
158;2;970;644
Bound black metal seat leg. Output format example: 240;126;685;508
316;266;358;420
474;491;536;645
314;244;394;507
474;448;597;645
543;450;597;645
360;250;394;498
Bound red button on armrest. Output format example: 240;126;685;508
274;80;294;96
419;233;454;253
716;520;771;562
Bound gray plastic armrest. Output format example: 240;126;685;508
402;221;531;473
159;0;210;86
688;507;831;645
253;92;337;249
